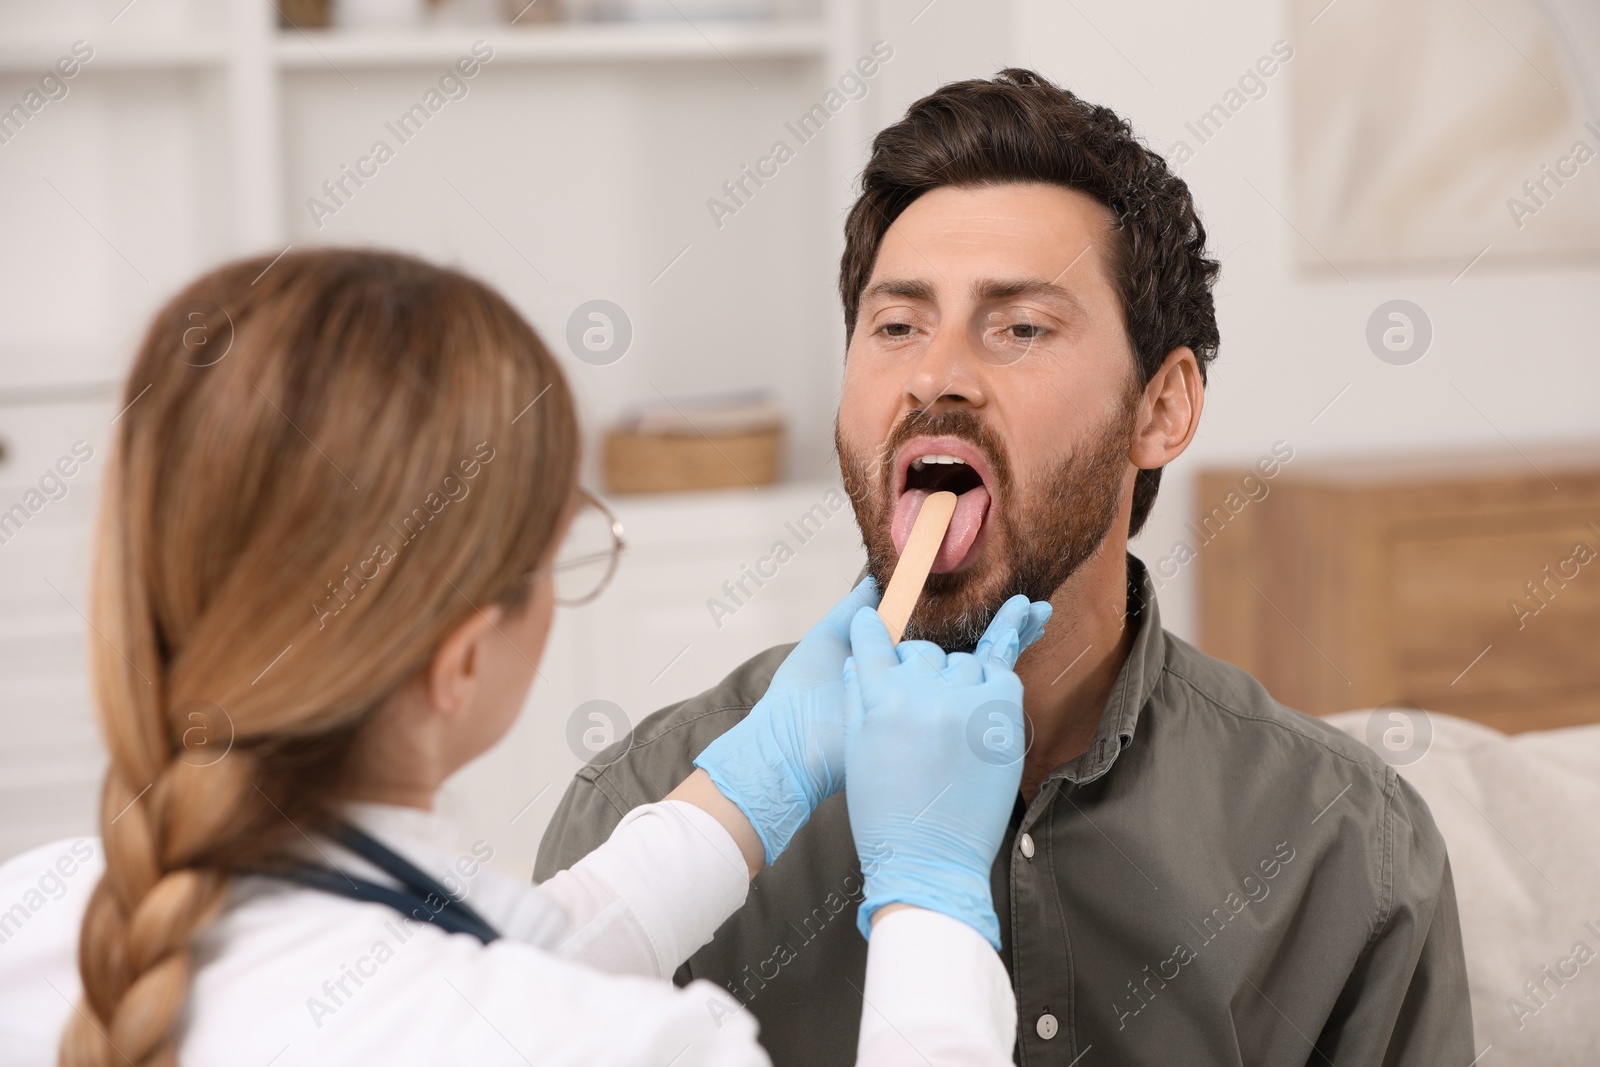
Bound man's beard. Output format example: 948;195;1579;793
837;395;1137;651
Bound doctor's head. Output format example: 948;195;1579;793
835;70;1220;649
64;250;579;1067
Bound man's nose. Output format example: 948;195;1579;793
903;318;988;412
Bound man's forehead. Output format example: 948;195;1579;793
870;182;1113;293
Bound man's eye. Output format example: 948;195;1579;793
881;322;914;338
1009;323;1045;340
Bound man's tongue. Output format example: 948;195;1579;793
892;486;991;573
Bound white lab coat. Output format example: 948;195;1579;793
0;799;1015;1065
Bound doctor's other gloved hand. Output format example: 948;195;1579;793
694;583;1049;869
843;597;1044;951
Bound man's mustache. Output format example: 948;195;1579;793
871;409;1011;494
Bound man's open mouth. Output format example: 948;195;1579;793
891;437;996;574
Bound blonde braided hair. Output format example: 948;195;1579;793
61;249;578;1066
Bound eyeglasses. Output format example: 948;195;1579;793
531;490;626;606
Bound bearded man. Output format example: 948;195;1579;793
537;70;1473;1065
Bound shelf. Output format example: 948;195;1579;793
0;37;229;73
0;380;121;408
0;21;825;74
274;20;825;68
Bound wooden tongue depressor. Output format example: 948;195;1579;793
877;490;958;644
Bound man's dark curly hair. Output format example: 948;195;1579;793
839;68;1221;537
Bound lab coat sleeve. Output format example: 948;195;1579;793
535;799;1017;1066
433;909;1011;1067
397;929;775;1067
538;800;749;979
857;908;1017;1067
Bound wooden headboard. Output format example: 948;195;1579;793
1196;444;1600;733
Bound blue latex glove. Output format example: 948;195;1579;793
693;578;881;866
843;597;1044;950
696;582;1051;867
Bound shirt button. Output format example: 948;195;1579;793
1019;833;1036;859
1036;1013;1058;1039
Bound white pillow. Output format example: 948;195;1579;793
1324;710;1600;1064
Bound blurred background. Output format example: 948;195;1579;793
0;0;1596;890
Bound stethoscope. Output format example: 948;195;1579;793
260;822;500;944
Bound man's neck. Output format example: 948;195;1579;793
1012;542;1137;804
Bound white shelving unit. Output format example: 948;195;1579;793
0;0;877;870
0;0;871;423
0;38;231;70
0;1;861;252
275;22;830;66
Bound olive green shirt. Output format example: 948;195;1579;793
536;557;1473;1065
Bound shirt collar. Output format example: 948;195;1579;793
1049;554;1167;786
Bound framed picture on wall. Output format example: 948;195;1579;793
1290;0;1600;270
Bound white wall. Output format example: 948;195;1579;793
1015;0;1600;640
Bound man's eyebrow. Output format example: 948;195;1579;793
859;278;936;304
974;277;1088;313
859;276;1089;314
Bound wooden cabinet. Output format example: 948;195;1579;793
1197;444;1600;733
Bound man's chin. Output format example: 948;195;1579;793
896;566;1016;652
901;611;1000;652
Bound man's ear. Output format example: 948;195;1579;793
1130;346;1204;470
426;605;504;720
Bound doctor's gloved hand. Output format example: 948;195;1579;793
843;601;1040;951
692;578;882;867
694;583;1050;869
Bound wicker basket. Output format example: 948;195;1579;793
278;0;332;27
603;425;783;494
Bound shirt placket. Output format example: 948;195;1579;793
1009;784;1078;1065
